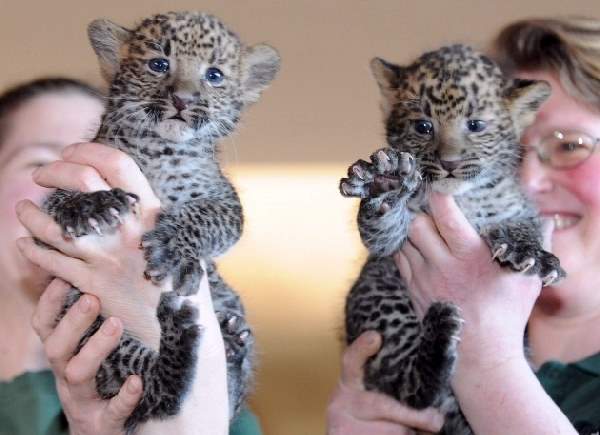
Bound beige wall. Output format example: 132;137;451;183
2;1;598;434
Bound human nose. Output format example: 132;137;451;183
520;147;554;196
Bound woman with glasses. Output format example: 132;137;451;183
328;17;600;435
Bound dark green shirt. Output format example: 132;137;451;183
537;352;600;434
0;370;261;435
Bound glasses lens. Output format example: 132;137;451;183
544;131;596;168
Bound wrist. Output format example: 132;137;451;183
451;348;533;416
455;312;528;373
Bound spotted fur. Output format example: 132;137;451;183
43;11;279;433
340;45;565;433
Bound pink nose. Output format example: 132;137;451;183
440;160;461;172
172;94;187;111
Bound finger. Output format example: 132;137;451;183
428;191;480;256
341;331;382;389
105;376;142;427
407;214;449;262
196;260;216;315
394;251;412;283
395;250;428;320
16;237;87;288
62;142;160;210
400;240;425;270
32;278;71;341
16;200;83;258
354;392;444;431
43;295;100;375
328;416;415;435
33;160;110;192
65;317;123;397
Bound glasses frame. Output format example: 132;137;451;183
529;130;600;170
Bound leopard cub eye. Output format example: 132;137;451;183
413;120;434;136
148;58;170;73
466;119;487;133
205;67;224;85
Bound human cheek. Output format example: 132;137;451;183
0;174;50;237
562;158;600;210
553;158;600;267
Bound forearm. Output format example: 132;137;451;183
98;290;161;352
452;353;576;435
138;266;229;435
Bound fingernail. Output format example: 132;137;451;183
79;296;91;313
62;144;77;159
364;331;378;345
101;317;119;336
127;376;142;394
427;410;445;430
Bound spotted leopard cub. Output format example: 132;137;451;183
340;45;565;433
42;12;279;433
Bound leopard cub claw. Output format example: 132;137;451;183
340;148;420;200
542;270;559;286
217;311;253;362
486;229;566;285
45;188;138;238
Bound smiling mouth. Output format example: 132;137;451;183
543;213;581;230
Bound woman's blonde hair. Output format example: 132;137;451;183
494;17;600;109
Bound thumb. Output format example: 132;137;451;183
105;375;142;429
341;331;382;389
428;191;480;256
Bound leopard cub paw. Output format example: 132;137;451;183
487;232;566;286
47;188;138;238
340;148;420;199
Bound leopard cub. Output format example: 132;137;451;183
341;44;564;434
42;11;279;434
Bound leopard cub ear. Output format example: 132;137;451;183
240;44;281;104
505;78;552;137
88;19;133;82
370;57;406;117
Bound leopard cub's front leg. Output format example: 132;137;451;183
142;193;243;296
141;210;204;297
483;222;566;286
341;148;422;257
43;188;139;238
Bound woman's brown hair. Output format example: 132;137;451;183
494;17;600;109
0;77;102;145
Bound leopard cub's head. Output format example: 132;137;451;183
89;12;280;143
371;44;550;194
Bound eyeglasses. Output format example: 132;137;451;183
526;130;600;169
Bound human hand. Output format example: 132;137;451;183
31;278;141;435
327;331;444;435
18;142;229;431
16;142;164;346
394;192;545;368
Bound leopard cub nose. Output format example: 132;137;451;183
172;94;187;112
439;160;461;172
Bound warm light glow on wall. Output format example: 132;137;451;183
218;164;366;435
